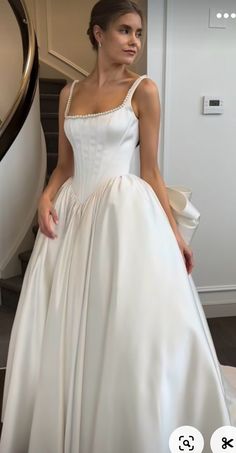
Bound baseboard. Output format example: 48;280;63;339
203;303;236;318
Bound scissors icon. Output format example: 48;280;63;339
179;435;194;451
222;437;234;449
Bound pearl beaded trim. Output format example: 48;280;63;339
64;75;147;119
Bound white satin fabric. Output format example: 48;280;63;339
166;186;201;245
1;75;236;453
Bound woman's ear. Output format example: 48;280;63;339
93;25;103;46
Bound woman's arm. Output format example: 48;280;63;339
136;78;194;274
37;83;74;239
137;78;179;237
41;83;74;202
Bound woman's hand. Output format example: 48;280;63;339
37;193;59;239
175;232;194;274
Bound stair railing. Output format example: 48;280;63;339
0;0;38;160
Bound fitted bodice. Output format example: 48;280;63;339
64;75;147;203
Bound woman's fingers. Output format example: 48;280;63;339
38;212;58;239
37;195;59;239
47;216;58;238
38;221;56;239
179;240;194;275
50;206;59;225
184;248;194;274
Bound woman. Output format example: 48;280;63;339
1;1;236;452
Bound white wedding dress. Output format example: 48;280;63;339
1;75;236;453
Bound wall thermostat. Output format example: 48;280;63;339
203;96;224;114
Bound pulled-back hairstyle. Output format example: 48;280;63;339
87;0;144;51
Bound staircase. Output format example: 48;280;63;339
0;78;68;311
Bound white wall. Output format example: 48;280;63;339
0;82;47;281
148;0;236;313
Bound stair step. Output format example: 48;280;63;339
40;93;59;113
0;275;23;310
18;249;33;276
41;112;58;133
32;224;39;237
39;78;67;94
0;275;23;292
18;249;32;262
44;132;58;154
47;152;58;175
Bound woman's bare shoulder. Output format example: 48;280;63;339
134;77;160;118
60;81;76;98
125;71;159;97
139;76;158;93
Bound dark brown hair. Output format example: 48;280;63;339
87;0;144;51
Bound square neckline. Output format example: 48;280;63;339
64;74;147;119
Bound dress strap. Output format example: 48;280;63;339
64;80;79;117
125;74;148;107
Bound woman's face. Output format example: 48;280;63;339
96;12;143;65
